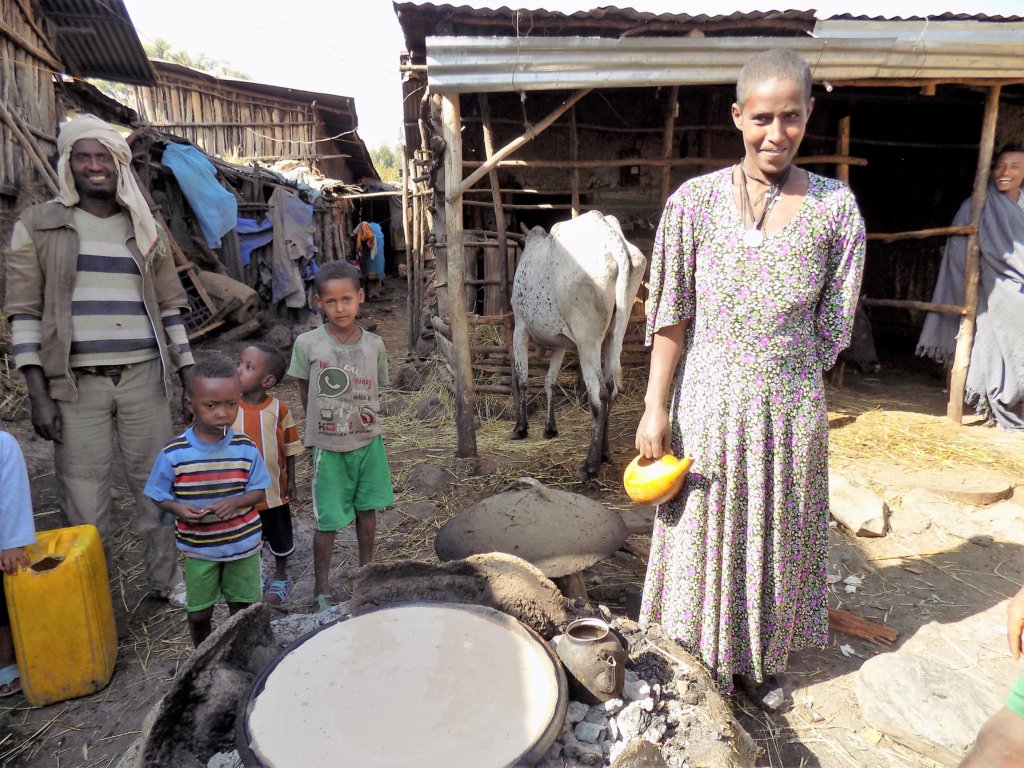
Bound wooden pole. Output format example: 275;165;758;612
479;94;511;313
947;84;1001;424
401;144;415;350
867;225;975;243
570;106;580;219
860;298;966;315
447;88;592;203
837;116;851;185
441;93;478;457
660;86;679;207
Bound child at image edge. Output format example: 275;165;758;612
288;260;394;613
0;431;37;698
144;356;271;646
233;343;304;604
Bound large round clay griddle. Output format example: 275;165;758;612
434;478;628;578
239;603;567;768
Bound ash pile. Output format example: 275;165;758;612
539;617;755;768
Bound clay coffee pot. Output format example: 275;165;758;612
555;618;627;704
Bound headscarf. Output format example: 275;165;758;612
56;114;162;263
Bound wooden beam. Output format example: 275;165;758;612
836;116;851;185
462;154;866;171
860;298;966;315
867;225;975;243
479;93;511;313
402;144;415;350
447;88;592;203
948;85;1001;424
570;106;580;218
441;93;478;457
660;86;679;207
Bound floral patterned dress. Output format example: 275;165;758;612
640;167;866;688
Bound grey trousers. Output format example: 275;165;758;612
54;358;178;595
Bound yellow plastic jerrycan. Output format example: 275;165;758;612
4;525;117;706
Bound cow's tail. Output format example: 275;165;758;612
606;235;644;393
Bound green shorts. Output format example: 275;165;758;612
183;553;262;612
1008;674;1024;719
312;436;395;531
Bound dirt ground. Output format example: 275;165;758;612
2;277;1023;768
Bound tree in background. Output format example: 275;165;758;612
145;38;250;79
370;142;402;183
91;39;249;103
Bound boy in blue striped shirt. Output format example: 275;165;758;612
144;356;270;646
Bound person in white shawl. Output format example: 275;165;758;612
4;114;194;605
917;144;1024;431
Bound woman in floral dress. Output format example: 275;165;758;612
635;49;866;709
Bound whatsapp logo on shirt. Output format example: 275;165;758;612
317;367;351;398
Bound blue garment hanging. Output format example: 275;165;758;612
162;144;238;248
236;217;274;267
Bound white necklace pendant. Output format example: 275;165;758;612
743;228;764;247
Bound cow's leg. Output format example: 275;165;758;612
543;348;567;439
511;322;531;440
576;343;608;478
600;377;615;463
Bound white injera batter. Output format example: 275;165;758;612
247;604;561;767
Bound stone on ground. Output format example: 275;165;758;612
405;462;454;495
829;471;889;537
858;461;1013;506
414;393;443;421
619;505;655;535
856;651;1003;766
405;501;440;520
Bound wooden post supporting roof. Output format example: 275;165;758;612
441;93;479;457
570;107;580;218
947;84;1001;424
836;116;851;185
479;94;510;313
660;86;679;207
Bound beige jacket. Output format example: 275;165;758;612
4;201;192;401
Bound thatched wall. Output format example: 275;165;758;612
0;0;62;304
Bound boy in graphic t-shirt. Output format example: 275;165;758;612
287;261;394;613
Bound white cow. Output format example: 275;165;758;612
510;210;647;478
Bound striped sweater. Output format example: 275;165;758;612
232;396;304;510
9;209;192;370
144;427;271;561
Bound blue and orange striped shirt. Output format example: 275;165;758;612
144;427;271;561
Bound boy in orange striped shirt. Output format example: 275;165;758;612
234;343;304;604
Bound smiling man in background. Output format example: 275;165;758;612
4;114;193;605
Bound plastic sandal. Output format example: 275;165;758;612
0;664;21;698
264;579;290;605
312;594;333;613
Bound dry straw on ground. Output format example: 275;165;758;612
827;386;1024;478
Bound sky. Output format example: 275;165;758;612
120;0;1024;151
121;0;408;150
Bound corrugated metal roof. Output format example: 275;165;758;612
41;0;154;84
423;20;1024;92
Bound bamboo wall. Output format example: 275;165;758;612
129;74;325;171
0;0;61;302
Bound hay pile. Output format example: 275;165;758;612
827;386;1024;478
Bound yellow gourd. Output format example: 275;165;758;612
623;454;693;506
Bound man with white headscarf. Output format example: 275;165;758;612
4;114;193;604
